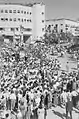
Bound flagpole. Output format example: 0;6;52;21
20;25;23;44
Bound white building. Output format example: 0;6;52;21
46;18;79;36
0;3;45;43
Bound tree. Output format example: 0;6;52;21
43;30;59;45
59;32;73;43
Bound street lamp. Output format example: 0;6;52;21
76;50;79;76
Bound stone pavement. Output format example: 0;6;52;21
51;51;77;73
58;52;77;72
47;106;79;119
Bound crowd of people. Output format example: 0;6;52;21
0;41;79;119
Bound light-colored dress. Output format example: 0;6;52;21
17;111;22;119
37;108;44;119
66;92;73;112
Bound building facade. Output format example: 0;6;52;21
0;3;45;43
46;18;79;36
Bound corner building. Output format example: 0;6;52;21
0;3;45;43
46;18;79;36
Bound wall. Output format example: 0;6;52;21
0;4;32;38
0;3;45;43
32;3;45;41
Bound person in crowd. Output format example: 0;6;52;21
0;39;79;119
17;110;22;119
10;90;16;110
37;102;45;119
14;91;19;112
19;100;26;119
32;98;38;119
44;92;49;109
66;80;72;93
26;99;31;119
53;91;58;107
66;90;73;119
72;78;77;91
5;90;10;110
8;94;11;110
61;89;67;107
66;62;69;72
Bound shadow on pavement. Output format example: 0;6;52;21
73;108;79;114
52;110;70;119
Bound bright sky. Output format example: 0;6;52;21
0;0;79;20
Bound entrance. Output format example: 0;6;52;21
23;35;31;43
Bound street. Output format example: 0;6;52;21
55;51;77;72
47;106;79;119
45;51;79;119
58;52;77;72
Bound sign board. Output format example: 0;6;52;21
4;38;9;43
20;51;25;58
77;61;79;70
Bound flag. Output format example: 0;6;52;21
20;25;27;32
20;25;24;32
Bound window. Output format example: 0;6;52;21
18;18;20;21
5;18;8;21
27;12;29;14
24;19;26;22
42;28;44;31
55;24;58;27
11;28;14;31
18;10;20;13
30;12;32;15
66;28;68;30
25;28;32;31
65;24;69;27
61;29;63;32
16;28;18;31
13;10;16;13
22;19;23;22
27;19;29;22
9;18;12;21
1;18;4;21
30;19;32;22
9;10;12;13
14;18;16;21
24;11;26;14
1;10;3;13
5;10;8;13
42;20;44;23
21;11;23;13
42;12;44;15
0;28;3;30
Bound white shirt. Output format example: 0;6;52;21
18;93;22;101
0;92;3;99
66;92;72;102
61;92;67;103
30;93;34;100
35;97;40;107
4;91;10;99
10;93;16;100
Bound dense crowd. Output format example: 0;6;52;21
0;41;79;119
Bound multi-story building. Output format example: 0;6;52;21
46;18;79;36
0;2;45;43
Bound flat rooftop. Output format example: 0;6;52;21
46;18;79;23
0;2;44;7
